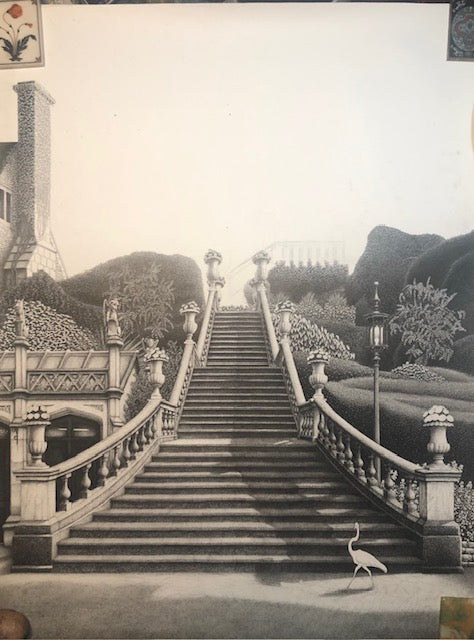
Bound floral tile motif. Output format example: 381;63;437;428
448;0;474;61
0;0;44;68
440;597;474;639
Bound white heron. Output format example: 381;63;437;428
347;522;388;589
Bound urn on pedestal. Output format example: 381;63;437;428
180;301;200;341
25;405;50;466
423;405;455;468
307;349;330;397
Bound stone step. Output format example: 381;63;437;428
137;470;338;481
57;536;417;556
54;553;421;573
92;506;397;522
183;397;290;405
126;480;349;493
72;520;406;538
145;460;328;470
177;429;296;439
111;493;364;509
178;418;295;426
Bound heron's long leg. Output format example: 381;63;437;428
363;566;374;588
346;564;361;589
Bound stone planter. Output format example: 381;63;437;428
204;249;223;284
180;302;200;340
307;350;330;397
423;405;455;468
252;250;271;282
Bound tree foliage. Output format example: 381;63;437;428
389;279;466;365
105;263;175;346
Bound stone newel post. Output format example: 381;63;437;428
214;276;226;310
415;405;462;571
143;340;169;400
252;250;271;283
307;350;330;397
104;297;124;430
25;405;50;466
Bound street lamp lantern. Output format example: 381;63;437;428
365;281;388;481
366;282;388;351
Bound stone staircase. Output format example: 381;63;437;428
54;311;421;572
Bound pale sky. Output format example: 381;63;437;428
0;3;473;299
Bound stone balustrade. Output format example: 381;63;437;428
253;252;463;572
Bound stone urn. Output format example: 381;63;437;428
252;250;271;282
144;342;169;399
204;249;223;284
274;301;296;341
25;405;50;466
180;301;200;340
423;405;455;467
307;349;330;397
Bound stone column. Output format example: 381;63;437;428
104;298;124;431
415;405;462;571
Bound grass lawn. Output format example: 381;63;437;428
325;370;474;479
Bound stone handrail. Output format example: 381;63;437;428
169;339;197;426
12;397;175;570
195;287;217;366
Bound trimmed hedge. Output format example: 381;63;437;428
268;261;349;303
346;225;444;317
448;335;474;375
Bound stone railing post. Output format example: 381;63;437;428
204;249;223;285
307;350;329;398
143;340;169;400
104;297;124;431
415;405;462;571
252;250;271;312
196;251;223;363
5;300;30;545
274;301;305;405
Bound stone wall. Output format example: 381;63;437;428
0;144;17;290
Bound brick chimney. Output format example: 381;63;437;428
13;81;55;242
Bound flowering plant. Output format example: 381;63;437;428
179;301;200;315
0;4;36;62
274;300;296;314
204;249;222;263
307;349;330;364
422;405;454;427
252;250;271;264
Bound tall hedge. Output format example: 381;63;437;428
346;226;444;319
61;252;205;345
268;261;349;303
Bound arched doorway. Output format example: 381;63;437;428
0;423;10;543
43;414;100;467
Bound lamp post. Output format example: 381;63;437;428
365;281;388;480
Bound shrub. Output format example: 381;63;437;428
296;292;356;325
389;279;465;365
326;359;373;381
391;363;446;382
0;271;102;339
273;311;355;360
268;261;349;303
455;481;474;542
0;300;97;351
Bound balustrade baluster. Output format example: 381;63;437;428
137;426;146;452
97;455;109;487
344;436;354;473
404;479;418;515
144;419;153;444
109;444;122;476
58;474;71;511
383;465;397;503
151;412;159;439
336;429;345;463
79;464;92;499
129;433;139;460
121;438;131;468
328;421;337;457
354;444;366;482
367;453;378;488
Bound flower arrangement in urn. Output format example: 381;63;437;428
423;405;455;467
203;249;222;263
0;3;36;62
423;405;455;427
307;348;330;364
179;301;200;316
252;250;271;264
274;300;296;314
